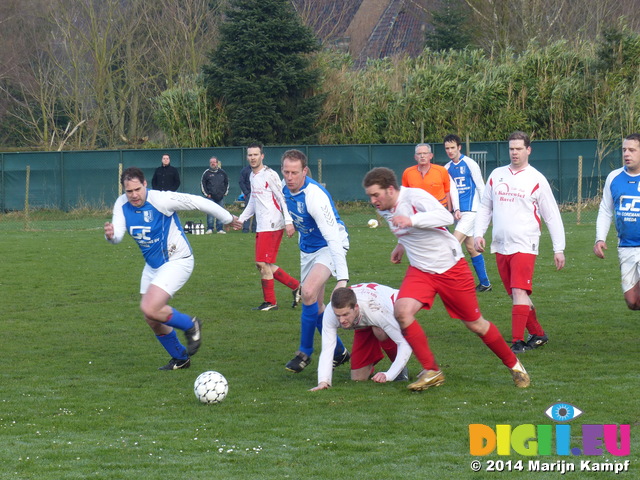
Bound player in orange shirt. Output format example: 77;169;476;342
402;143;458;213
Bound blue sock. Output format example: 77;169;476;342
471;254;490;286
165;308;194;331
315;310;324;334
315;310;346;356
299;302;319;356
156;330;188;360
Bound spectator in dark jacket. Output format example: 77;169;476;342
201;157;229;234
239;164;256;233
152;154;181;191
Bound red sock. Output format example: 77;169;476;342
261;279;276;304
512;305;530;343
273;268;300;290
402;321;438;371
480;321;517;369
380;337;398;361
526;307;545;336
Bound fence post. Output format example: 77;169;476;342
24;165;31;230
577;155;583;225
118;163;123;196
318;158;326;187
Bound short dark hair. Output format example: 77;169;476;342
281;149;307;169
247;142;263;153
625;133;640;144
363;167;399;190
331;287;357;310
120;167;145;187
508;131;531;148
443;134;462;146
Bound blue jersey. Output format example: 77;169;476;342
596;167;640;247
445;154;485;212
108;190;232;268
283;177;349;279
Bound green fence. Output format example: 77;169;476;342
0;140;621;212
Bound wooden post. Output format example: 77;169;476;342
25;165;31;230
577;156;583;225
118;163;123;196
318;158;325;187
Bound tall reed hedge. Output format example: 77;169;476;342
315;29;640;145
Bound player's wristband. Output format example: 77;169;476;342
337;279;349;284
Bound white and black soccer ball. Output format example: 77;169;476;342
367;218;379;229
194;371;228;404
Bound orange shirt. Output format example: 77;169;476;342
401;164;451;207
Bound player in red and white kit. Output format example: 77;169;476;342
474;131;566;354
237;143;301;311
310;283;411;391
363;167;530;391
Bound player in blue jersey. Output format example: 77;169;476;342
595;133;640;309
444;134;492;292
281;149;351;373
104;167;242;370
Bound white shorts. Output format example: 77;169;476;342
140;256;194;297
618;247;640;293
454;211;476;238
300;247;337;283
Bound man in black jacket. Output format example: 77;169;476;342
201;156;229;234
152;154;181;191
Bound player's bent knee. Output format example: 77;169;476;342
464;316;488;335
139;302;165;322
351;366;373;381
626;300;640;311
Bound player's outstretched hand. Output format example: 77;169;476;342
229;216;243;230
371;372;388;383
309;382;330;392
104;222;114;240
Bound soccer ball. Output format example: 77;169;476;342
367;218;379;228
194;371;228;404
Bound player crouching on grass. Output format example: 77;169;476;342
310;283;411;391
362;167;530;391
104;167;242;370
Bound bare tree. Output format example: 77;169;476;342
290;0;358;49
1;0;224;149
144;0;222;88
464;0;640;52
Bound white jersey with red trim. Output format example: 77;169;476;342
379;187;462;274
318;283;411;385
238;166;292;232
474;164;565;255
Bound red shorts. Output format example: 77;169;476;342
397;258;481;322
255;230;283;264
496;252;536;295
350;327;385;370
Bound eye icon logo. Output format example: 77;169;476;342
545;403;583;422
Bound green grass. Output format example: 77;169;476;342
0;208;638;479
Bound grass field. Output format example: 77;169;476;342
0;206;637;479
